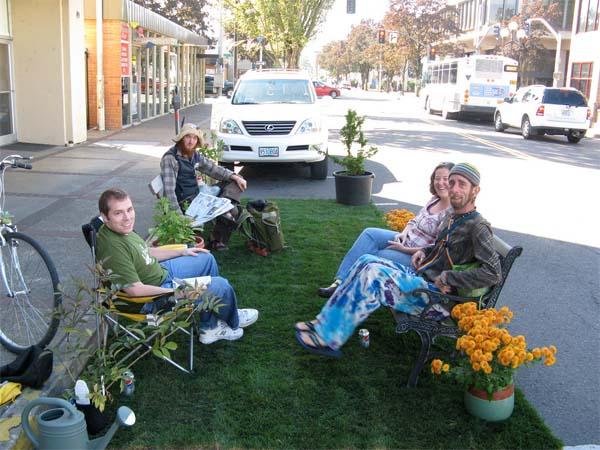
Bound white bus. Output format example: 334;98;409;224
420;55;518;119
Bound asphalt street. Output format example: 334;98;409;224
0;92;598;447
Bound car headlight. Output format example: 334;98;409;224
220;119;242;134
297;118;321;134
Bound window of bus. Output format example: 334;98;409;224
490;0;518;21
442;63;450;83
450;63;458;84
576;0;599;32
570;62;592;98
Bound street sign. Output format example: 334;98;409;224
256;61;265;66
389;31;398;44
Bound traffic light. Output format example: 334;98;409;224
429;46;436;60
493;25;500;37
346;0;356;14
378;29;386;44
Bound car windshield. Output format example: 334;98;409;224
232;79;314;104
542;89;587;107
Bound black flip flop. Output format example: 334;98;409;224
293;321;317;333
295;330;342;358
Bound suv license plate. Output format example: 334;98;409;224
259;147;279;157
561;109;572;117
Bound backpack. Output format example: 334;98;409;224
239;200;285;256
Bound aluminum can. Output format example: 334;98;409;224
358;329;370;348
122;370;135;397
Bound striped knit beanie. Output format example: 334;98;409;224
449;163;480;186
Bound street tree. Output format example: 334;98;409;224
493;0;561;85
384;0;459;83
346;19;380;89
133;0;210;35
318;40;352;80
225;0;335;69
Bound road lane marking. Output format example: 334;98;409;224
420;117;532;160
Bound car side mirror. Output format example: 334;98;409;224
503;97;512;103
226;91;233;99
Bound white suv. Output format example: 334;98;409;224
494;86;591;143
212;70;329;179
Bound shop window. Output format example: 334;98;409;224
570;62;593;98
0;0;9;37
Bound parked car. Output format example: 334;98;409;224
205;75;234;96
312;81;341;98
494;86;591;143
212;70;328;179
341;81;352;90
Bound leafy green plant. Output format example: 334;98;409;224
327;109;378;176
53;262;222;412
197;131;225;185
149;197;197;246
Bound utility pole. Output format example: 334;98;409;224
217;0;224;96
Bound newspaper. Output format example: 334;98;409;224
184;192;232;225
173;276;212;290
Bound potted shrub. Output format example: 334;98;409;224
431;303;557;422
327;109;378;206
54;264;218;420
148;197;200;247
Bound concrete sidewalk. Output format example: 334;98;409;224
0;104;212;449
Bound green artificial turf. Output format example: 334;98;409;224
109;199;562;449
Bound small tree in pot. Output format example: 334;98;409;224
328;109;378;205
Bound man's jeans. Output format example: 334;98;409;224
140;253;240;330
336;227;414;281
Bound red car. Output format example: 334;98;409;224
312;81;341;98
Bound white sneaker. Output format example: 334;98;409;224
238;308;259;328
199;320;243;344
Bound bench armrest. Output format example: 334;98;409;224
407;288;483;320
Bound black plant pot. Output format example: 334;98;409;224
76;402;109;435
333;170;375;206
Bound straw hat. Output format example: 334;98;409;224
173;123;204;145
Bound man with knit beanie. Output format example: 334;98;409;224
295;162;502;357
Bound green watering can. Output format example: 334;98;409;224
21;397;135;450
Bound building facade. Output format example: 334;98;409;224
566;0;599;127
0;0;208;147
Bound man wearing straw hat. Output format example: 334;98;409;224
161;123;248;250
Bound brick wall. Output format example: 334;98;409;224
103;20;125;130
84;19;97;129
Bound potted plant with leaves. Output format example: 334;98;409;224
430;302;557;422
54;263;220;425
327;109;378;205
148;197;200;247
197;131;226;189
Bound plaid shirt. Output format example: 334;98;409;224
418;211;502;290
160;145;234;214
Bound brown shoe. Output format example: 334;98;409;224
208;240;228;251
317;279;341;298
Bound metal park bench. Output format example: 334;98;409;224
392;235;523;387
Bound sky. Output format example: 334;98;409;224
302;0;390;58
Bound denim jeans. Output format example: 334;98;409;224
151;253;239;330
335;227;414;281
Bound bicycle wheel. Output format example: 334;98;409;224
0;231;61;353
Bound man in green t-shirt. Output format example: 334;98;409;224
96;188;258;344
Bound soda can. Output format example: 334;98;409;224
358;329;370;348
122;370;135;397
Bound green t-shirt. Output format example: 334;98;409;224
96;225;167;288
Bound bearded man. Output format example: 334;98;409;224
294;163;502;357
160;123;247;250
